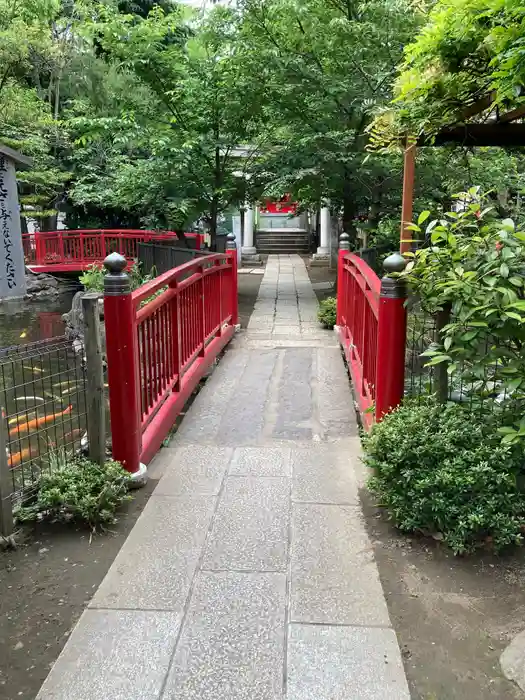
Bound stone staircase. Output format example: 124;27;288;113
255;229;311;255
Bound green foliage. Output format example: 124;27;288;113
16;457;132;529
238;0;422;240
364;400;525;554
79;262;154;292
2;0;523;240
403;190;525;440
79;263;105;292
370;0;525;143
317;296;337;329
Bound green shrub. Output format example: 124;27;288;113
363;399;525;554
318;297;337;328
79;262;155;292
16;458;132;529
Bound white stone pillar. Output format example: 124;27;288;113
242;204;256;255
0;152;27;299
317;205;331;256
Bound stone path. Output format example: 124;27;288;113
37;255;410;700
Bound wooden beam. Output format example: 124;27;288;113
458;92;496;121
419;123;525;147
493;105;525;124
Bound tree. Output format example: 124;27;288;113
236;0;422;244
370;0;525;142
82;3;268;244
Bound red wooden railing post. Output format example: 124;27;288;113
58;231;65;263
103;252;143;478
336;232;350;326
226;233;238;326
35;233;43;266
375;252;408;421
199;262;206;357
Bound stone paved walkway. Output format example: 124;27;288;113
37;256;410;700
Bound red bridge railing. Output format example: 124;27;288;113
22;229;204;272
336;234;407;428
103;240;238;473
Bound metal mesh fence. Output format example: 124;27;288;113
404;300;523;422
0;336;87;505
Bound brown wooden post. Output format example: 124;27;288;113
400;143;416;254
0;416;13;537
82;292;106;466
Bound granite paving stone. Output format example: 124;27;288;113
229;447;291;477
154;445;233;496
286;624;410;700
90;495;215;611
290;503;391;626
162;572;286;700
203;476;289;571
291;446;359;504
37;609;181;700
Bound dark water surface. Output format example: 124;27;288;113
0;292;77;348
0;290;86;499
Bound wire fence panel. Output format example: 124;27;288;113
404;300;522;422
0;337;88;504
405;299;436;400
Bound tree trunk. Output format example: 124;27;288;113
434;303;452;404
209;197;219;250
208;145;221;251
368;181;383;230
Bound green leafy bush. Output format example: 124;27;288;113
79;262;155;292
318;297;337;328
16;458;132;529
403;191;525;444
364;399;525;554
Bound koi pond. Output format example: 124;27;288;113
0;291;88;501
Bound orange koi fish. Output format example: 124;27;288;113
9;446;39;468
9;405;73;437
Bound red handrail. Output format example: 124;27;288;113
337;253;380;429
104;249;238;473
22;229;204;271
336;250;407;427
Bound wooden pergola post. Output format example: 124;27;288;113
400;143;416;254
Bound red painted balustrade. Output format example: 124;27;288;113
22;230;204;273
337;248;407;428
104;248;238;473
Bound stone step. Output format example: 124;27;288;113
255;231;311;255
257;248;310;255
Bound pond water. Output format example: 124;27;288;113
0;288;88;500
0;291;78;348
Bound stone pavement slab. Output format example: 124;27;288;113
202;476;289;571
90;495;215;611
153;445;233;496
286;624;410;700
290;503;390;627
229;446;291;477
291;446;359;504
37;609;181;700
37;255;409;700
163;572;286;700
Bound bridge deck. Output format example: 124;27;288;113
37;256;409;700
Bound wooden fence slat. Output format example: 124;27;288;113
82;293;106;466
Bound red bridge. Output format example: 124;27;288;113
22;229;204;273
